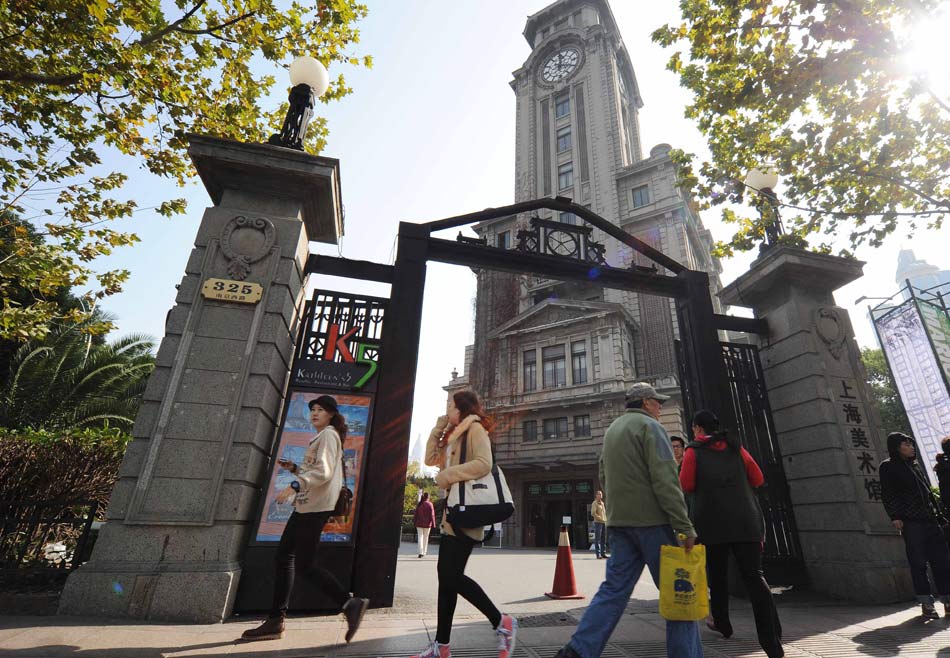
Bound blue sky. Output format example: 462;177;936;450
94;1;948;448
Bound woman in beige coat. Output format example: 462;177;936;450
241;395;367;643
408;390;517;658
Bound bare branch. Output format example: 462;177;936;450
174;12;256;36
136;0;207;47
0;71;82;86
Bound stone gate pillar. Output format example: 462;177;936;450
720;247;912;603
59;135;342;622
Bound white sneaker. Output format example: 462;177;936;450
496;614;518;658
410;641;451;658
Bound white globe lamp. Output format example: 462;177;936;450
289;56;330;98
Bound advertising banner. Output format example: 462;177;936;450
875;301;950;483
255;390;372;544
917;298;950;390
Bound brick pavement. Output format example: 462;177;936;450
1;544;947;657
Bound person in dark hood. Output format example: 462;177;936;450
933;436;950;515
880;432;950;619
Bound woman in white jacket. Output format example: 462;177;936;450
241;395;368;643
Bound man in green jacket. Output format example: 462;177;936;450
556;382;702;658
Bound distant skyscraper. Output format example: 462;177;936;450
896;249;950;297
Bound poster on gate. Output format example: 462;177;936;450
255;390;371;544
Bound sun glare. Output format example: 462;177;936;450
901;8;950;101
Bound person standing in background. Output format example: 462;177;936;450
670;436;686;470
591;491;607;559
881;432;950;619
414;491;437;558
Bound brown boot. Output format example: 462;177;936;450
240;615;285;641
343;596;369;642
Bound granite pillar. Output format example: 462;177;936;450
59;135;343;622
720;247;912;603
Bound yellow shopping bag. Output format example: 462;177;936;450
658;543;709;621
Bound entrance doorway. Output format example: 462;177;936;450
523;479;593;550
304;196;769;606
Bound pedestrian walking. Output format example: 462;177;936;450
591;491;607;559
409;390;517;658
679;410;783;658
880;431;950;619
555;382;703;658
241;395;368;642
415;491;437;557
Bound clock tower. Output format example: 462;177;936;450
454;0;724;548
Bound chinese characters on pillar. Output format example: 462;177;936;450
834;378;883;503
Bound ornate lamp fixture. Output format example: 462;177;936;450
744;165;786;248
269;56;330;150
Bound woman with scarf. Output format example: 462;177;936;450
408;390;517;658
880;431;950;618
679;409;783;658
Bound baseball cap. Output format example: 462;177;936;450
625;382;670;403
308;395;339;414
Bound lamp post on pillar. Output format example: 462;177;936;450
58;54;343;622
744;165;786;249
269;56;330;150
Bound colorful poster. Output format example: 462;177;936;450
875;301;950;483
255;390;372;543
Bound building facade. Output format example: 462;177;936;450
447;0;724;549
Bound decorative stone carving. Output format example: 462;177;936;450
220;215;276;280
815;307;847;360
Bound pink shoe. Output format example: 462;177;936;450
410;641;451;658
496;614;518;658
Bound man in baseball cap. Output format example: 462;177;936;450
556;382;700;658
624;382;670;404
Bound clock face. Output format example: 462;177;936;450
541;48;580;83
545;229;580;257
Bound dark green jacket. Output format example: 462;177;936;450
599;409;696;538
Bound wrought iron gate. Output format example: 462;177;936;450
677;340;806;585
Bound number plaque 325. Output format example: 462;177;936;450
201;278;264;304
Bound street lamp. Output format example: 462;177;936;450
744;165;785;248
269;56;330;150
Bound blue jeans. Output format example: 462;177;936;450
568;525;703;658
594;522;606;557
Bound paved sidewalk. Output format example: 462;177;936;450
1;544;948;657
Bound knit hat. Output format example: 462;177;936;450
308;395;339;414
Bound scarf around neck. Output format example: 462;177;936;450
445;414;481;444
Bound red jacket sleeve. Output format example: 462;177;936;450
740;448;765;487
679;448;697;492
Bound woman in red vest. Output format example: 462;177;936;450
680;409;783;658
414;491;437;557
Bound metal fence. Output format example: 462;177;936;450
0;500;98;571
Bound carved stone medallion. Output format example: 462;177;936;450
219;216;276;280
815;307;847;360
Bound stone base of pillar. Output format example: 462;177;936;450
804;558;912;604
59;563;240;623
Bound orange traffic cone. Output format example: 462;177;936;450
545;526;584;599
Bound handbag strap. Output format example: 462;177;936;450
338;433;347;485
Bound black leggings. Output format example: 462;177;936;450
706;541;783;658
271;510;349;617
436;534;501;643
